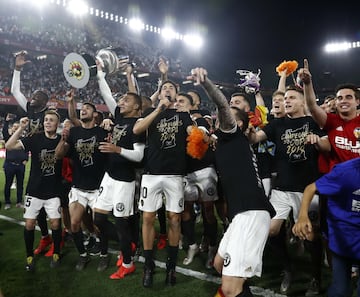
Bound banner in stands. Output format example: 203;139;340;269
0;96;109;112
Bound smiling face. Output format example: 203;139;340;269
174;94;193;112
43;113;59;134
30;90;48;109
80;103;96;122
335;88;359;117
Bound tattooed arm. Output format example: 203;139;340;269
189;68;236;132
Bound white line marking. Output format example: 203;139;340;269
0;214;286;296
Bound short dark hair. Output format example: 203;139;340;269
335;83;360;99
285;85;304;94
127;92;142;111
33;89;49;102
177;92;194;106
160;80;178;93
83;102;97;112
231;92;250;104
187;89;202;104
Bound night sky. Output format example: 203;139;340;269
95;0;360;92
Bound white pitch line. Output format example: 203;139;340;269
0;214;285;297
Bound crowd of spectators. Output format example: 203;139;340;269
0;8;211;110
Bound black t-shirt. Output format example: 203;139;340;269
105;107;146;181
215;127;275;221
143;108;193;175
67;126;107;190
21;133;63;199
262;116;323;192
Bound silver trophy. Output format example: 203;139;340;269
63;47;129;88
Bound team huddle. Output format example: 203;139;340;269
4;52;360;297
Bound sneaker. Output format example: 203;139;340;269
116;242;137;267
75;255;90;271
4;204;11;210
110;262;136;279
142;266;154;288
11;182;16;189
34;236;52;255
97;254;109;272
157;234;167;250
183;243;199;265
16;203;23;208
199;236;209;253
280;270;292;294
88;242;101;256
205;245;217;269
305;278;320;296
50;253;60;268
26;256;35;271
116;252;123;267
165;268;176;286
45;239;65;257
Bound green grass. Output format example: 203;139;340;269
0;158;358;297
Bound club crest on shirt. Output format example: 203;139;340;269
116;203;125;212
353;127;360;139
223;253;231;267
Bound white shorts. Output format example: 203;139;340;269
218;210;270;278
270;189;319;221
23;195;61;220
94;172;135;217
138;174;184;213
68;187;99;209
184;166;219;202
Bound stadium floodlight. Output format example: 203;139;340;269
161;27;176;41
129;18;145;31
66;0;88;16
183;33;204;50
324;41;360;53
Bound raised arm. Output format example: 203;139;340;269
97;67;117;116
10;51;30;112
149;58;169;106
133;97;171;135
298;59;327;128
277;69;287;93
125;64;138;94
5;117;28;150
188;68;236;132
65;89;82;127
